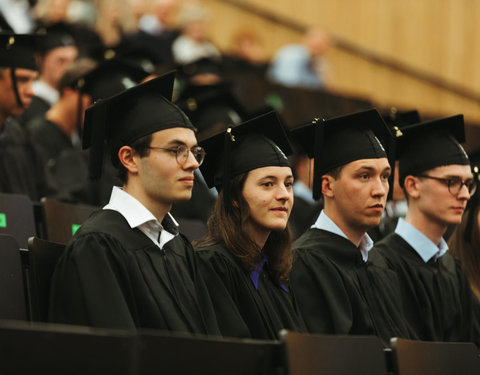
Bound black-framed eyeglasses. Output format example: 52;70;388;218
416;174;477;196
147;144;206;166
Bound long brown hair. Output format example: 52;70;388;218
195;173;293;284
448;206;480;299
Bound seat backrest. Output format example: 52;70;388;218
281;330;388;375
0;234;27;320
391;337;480;375
41;197;98;244
25;237;66;322
138;330;282;375
0;320;134;375
0;192;36;248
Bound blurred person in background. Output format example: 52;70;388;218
172;2;220;65
267;27;332;90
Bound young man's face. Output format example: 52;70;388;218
413;164;472;225
135;127;200;206
37;46;78;89
0;68;37;119
327;157;391;233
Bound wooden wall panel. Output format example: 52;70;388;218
199;0;480;125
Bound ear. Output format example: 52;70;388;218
118;145;139;175
403;175;420;199
232;200;239;208
322;175;335;198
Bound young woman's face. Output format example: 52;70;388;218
242;166;294;236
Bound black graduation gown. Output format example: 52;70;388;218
27;117;95;203
0;117;47;200
49;209;220;336
195;243;306;340
374;233;480;345
291;228;415;346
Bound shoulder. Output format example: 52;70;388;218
72;210;152;250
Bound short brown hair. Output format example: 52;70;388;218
115;133;153;184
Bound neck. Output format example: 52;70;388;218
245;221;270;250
123;182;171;224
404;207;447;245
46;101;77;137
324;206;365;247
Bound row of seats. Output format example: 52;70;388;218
0;192;207;249
0;321;479;374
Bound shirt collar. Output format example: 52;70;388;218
312;210;373;261
103;186;178;235
249;256;288;292
395;218;449;262
33;80;59;106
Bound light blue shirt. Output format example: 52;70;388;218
311;210;374;262
103;186;178;250
293;181;315;204
394;218;449;263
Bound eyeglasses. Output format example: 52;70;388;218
147;144;206;166
416;174;477;196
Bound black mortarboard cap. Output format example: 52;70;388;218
83;70;195;179
382;108;421;128
178;57;222;80
199;110;292;208
0;33;38;70
291;109;394;200
397;114;470;187
35;22;76;53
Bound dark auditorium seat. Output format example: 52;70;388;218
0;320;283;375
137;329;282;375
0;234;27;321
0;321;133;375
0;192;36;248
41;197;98;244
23;237;66;322
280;330;388;375
390;337;480;375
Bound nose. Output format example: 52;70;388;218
276;184;291;202
372;176;388;197
183;149;200;170
457;183;471;200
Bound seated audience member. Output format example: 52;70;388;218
195;111;306;339
267;28;331;90
0;32;48;200
373;115;480;345
289;110;415;346
49;71;220;336
448;165;480;299
171;3;220;65
368;109;421;242
27;58;96;202
18;22;78;125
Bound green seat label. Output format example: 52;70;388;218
72;224;81;235
0;213;6;228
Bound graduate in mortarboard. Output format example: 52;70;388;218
18;22;79;126
194;111;306;340
373;115;480;345
0;32;50;200
368;109;422;242
48;71;221;336
289;109;416;346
